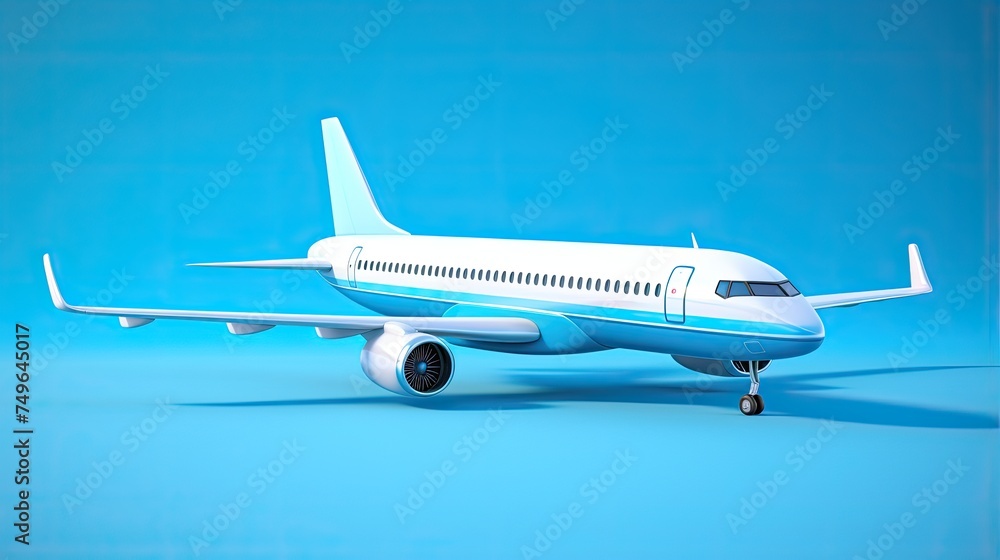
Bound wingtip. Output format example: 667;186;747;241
42;253;70;311
908;243;932;292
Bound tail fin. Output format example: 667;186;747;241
322;117;407;236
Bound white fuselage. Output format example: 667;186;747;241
308;235;825;362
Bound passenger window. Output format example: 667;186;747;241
477;270;483;280
586;278;593;290
614;280;620;293
644;283;650;296
434;266;440;276
604;279;610;292
559;276;565;288
463;269;468;279
728;282;751;297
568;276;574;288
448;267;454;278
624;281;631;294
534;274;540;285
542;275;548;286
517;272;523;284
655;284;662;297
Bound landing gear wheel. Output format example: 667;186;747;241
739;395;758;416
752;394;764;414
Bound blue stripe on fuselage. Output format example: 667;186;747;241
325;277;819;340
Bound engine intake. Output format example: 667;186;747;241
361;324;454;396
672;355;771;377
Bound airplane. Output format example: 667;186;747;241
42;117;933;415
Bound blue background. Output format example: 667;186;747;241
1;0;997;558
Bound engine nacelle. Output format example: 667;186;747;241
672;355;771;378
360;323;454;396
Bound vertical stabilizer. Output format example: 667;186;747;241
322;118;408;236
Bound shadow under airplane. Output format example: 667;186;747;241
183;365;998;430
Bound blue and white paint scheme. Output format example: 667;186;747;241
42;117;933;415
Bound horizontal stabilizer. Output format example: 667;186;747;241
188;258;332;271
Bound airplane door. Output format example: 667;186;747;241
664;266;694;323
347;246;363;288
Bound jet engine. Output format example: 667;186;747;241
672;355;771;377
360;323;454;396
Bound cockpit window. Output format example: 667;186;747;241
748;282;785;297
716;279;800;299
779;281;800;296
715;281;730;298
728;281;751;297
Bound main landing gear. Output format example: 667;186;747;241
739;360;765;416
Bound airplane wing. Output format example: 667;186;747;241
805;244;932;310
42;254;539;343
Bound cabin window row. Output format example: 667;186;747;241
358;259;664;297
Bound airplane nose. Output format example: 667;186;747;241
751;297;825;338
796;301;825;338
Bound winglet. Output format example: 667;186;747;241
42;254;70;311
908;244;931;290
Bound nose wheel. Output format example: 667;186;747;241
739;361;765;416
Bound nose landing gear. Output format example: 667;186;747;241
739;361;765;416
